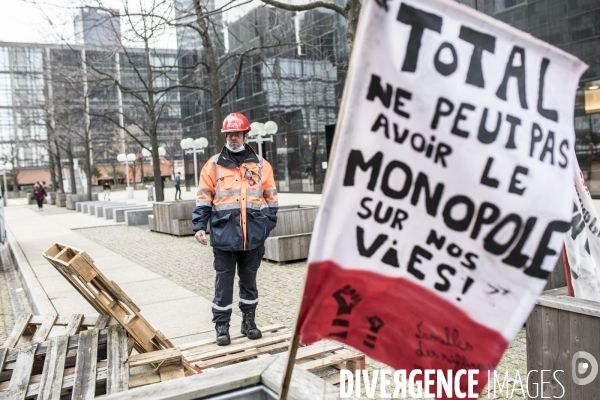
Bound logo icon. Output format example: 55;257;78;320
572;351;598;385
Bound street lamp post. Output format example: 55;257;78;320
181;137;208;188
247;121;278;158
0;162;13;207
117;153;136;198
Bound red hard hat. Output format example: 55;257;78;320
222;112;251;133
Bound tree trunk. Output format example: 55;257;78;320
193;0;225;152
150;131;164;202
83;134;93;201
66;148;77;194
48;148;57;193
346;0;361;56
54;140;64;193
11;171;18;196
133;161;138;184
112;165;117;185
144;39;164;202
140;159;145;183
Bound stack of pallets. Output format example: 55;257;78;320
0;314;188;399
40;243;365;387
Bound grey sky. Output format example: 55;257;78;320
0;0;178;48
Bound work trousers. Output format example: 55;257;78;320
212;246;264;323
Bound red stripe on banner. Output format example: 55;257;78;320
298;260;509;398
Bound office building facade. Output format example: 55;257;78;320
176;2;348;193
178;0;598;194
0;41;183;188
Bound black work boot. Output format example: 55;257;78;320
241;312;262;340
215;322;231;346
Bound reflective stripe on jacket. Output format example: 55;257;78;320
192;146;279;251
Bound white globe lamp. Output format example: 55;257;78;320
264;121;278;135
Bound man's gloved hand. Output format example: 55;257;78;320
195;230;207;245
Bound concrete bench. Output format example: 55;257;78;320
114;206;150;222
263;233;312;262
56;193;67;207
89;202;124;216
125;208;153;226
67;194;98;210
48;192;57;205
103;205;142;220
96;203;131;218
76;201;114;213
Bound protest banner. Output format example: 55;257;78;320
294;0;588;395
563;161;600;302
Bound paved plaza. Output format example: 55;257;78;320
0;188;532;399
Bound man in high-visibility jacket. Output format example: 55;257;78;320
192;112;278;346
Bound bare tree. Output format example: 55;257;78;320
167;0;297;150
260;0;360;54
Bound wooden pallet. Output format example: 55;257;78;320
0;314;188;399
179;324;365;383
41;243;365;384
42;244;174;355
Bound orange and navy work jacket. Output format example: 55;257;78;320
192;146;278;251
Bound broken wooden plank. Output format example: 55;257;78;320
30;315;57;344
94;315;111;329
183;331;292;363
106;325;129;395
13;361;108;399
37;334;69;400
181;328;292;359
294;343;345;360
0;348;6;377
299;350;365;372
6;342;38;399
178;324;286;351
2;314;33;349
128;348;182;368
64;314;84;336
29;315;104;328
72;329;99;400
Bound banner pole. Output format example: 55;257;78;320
278;321;300;400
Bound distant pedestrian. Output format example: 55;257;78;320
103;176;111;200
174;171;182;201
33;182;47;211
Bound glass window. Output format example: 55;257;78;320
528;0;547;26
546;19;569;46
494;0;526;13
585;81;600;114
